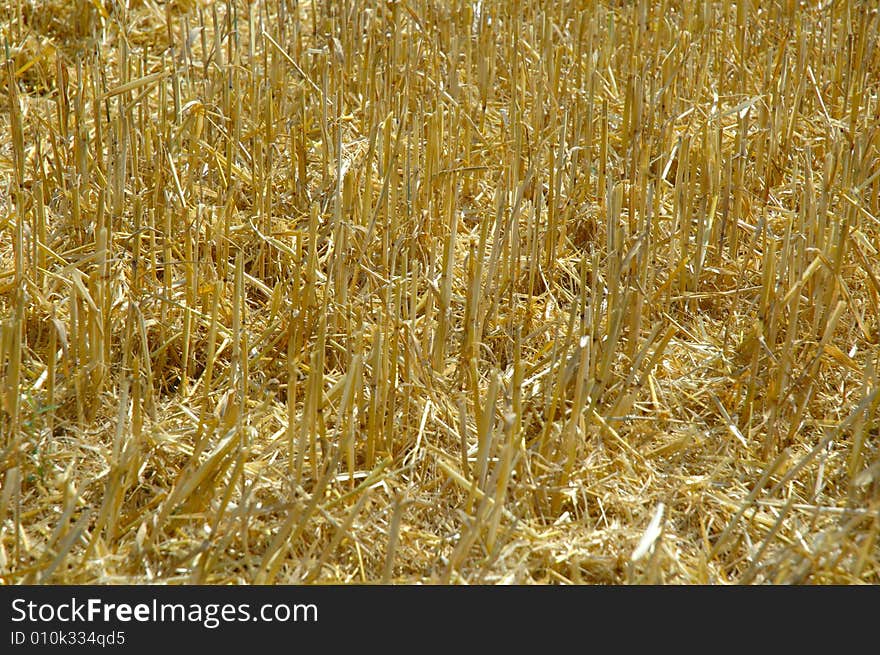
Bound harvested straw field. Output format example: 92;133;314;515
1;0;879;585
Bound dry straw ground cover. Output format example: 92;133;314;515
1;0;878;584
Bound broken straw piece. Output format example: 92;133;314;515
632;502;665;562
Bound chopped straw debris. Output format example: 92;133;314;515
1;0;879;584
